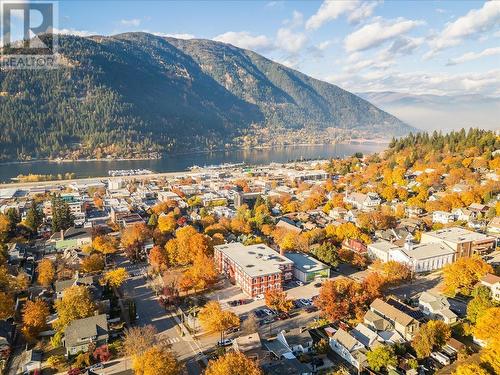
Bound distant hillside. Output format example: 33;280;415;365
0;32;412;161
358;91;500;133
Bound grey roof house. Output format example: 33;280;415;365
64;314;109;356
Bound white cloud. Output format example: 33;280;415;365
348;2;378;24
306;1;358;30
120;18;141;27
317;40;331;51
54;28;95;37
214;31;273;51
447;46;500;66
276;27;307;53
427;1;500;57
344;18;423;52
326;68;500;96
284;10;303;29
159;33;195;40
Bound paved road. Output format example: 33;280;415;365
106;255;203;375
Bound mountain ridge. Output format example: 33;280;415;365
0;32;413;161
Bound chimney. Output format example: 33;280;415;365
60;229;64;241
280;247;285;256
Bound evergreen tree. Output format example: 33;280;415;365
51;196;74;232
24;202;43;234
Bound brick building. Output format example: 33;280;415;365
214;243;293;297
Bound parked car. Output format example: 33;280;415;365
314;282;322;288
217;338;233;347
299;298;312;306
254;309;266;318
88;363;104;370
255;294;264;300
262;308;274;316
277;313;290;320
305;306;318;313
295;280;304;287
430;352;450;366
225;326;239;334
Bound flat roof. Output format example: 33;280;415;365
283;251;329;273
215;243;293;277
400;242;455;260
423;227;495;243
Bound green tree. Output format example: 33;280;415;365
366;344;397;371
312;242;339;267
51;196;74;232
466;286;495;324
24;202;43;233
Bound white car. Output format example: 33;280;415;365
255;294;264;300
299;298;312;306
217;338;233;347
262;308;273;316
295;280;304;286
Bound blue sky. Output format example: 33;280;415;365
50;1;500;97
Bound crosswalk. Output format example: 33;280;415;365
122;263;147;277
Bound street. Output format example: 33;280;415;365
105;255;203;375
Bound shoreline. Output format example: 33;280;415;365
0;140;390;166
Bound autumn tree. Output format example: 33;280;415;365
81;253;105;273
466;286;495;324
121;223;151;260
93;235;118;255
37;258;55;287
165;226;211;265
0;291;14;320
264;290;293;313
373;260;412;285
366;344;397;372
157;213;177;234
123;325;158;357
179;253;217;293
412;320;451;358
54;285;96;331
205;352;262;375
101;268;128;288
198;301;239;341
473;307;500;345
312;242;339;267
452;363;489;375
149;245;169;273
21;300;49;341
132;345;180;375
240;313;259;335
480;337;500;374
315;278;370;322
442;256;492;296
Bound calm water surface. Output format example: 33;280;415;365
0;143;386;183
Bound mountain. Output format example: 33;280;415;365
0;32;412;161
358;91;500;133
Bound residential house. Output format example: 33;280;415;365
418;291;458;324
18;350;42;374
350;323;380;349
432;211;456;225
276;218;302;234
363;310;405;345
233;332;263;361
49;227;92;251
486;216;500;234
344;192;381;211
480;273;500;302
369;298;420;340
262;358;312;375
329;328;367;372
54;274;101;299
453;208;476;222
64;314;109;356
342;238;367;255
277;328;313;354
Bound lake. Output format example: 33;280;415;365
0;143;387;183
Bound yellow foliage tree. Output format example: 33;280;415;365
0;291;14;320
54;285;95;331
21;300;49;341
474;307;500;345
101;268;128;288
37;258;55;287
93;235;118;254
205;352;262;375
452;363;488;375
132;345;180;375
198;301;239;341
264;290;293;313
442;256;493;296
157;213;177;233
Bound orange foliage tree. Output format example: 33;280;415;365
264;290;293;313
